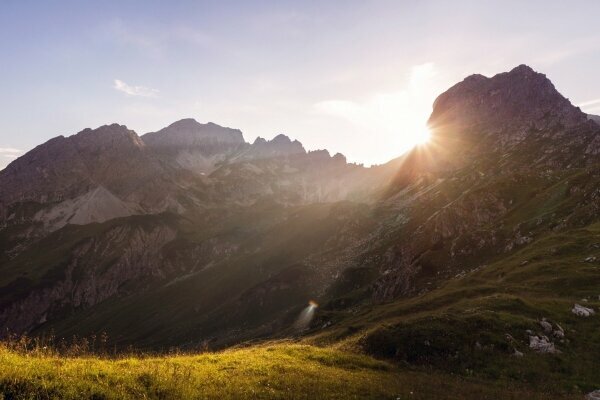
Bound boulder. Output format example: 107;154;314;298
529;335;557;354
586;390;600;400
512;349;524;357
572;304;595;317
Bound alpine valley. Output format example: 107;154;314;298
1;65;599;399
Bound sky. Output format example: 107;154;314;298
1;0;600;169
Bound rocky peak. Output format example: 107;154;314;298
0;123;173;218
305;149;349;166
332;152;347;164
252;137;268;146
72;124;145;152
247;134;306;159
429;64;588;135
0;124;145;185
271;134;292;143
388;65;600;193
143;118;245;148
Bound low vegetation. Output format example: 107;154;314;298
310;223;600;394
0;341;582;399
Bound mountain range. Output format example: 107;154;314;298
1;65;599;391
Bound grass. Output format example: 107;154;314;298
0;342;582;400
305;222;600;394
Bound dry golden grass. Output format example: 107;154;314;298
0;341;581;399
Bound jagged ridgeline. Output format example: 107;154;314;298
1;65;599;392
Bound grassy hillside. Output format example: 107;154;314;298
0;343;580;400
308;223;600;393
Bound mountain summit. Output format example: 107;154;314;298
429;64;588;134
143;118;245;147
400;64;600;182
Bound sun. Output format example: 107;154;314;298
409;125;431;147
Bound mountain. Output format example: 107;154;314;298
314;65;600;390
1;65;599;394
0;116;394;342
368;65;600;298
142;119;245;174
0;119;388;241
0;124;186;233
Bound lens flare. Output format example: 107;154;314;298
294;300;319;331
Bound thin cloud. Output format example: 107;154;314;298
578;98;600;108
106;19;163;57
113;79;159;98
0;147;22;154
0;148;22;165
104;19;216;59
584;104;600;114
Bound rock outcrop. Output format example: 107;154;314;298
572;303;595;317
529;335;558;354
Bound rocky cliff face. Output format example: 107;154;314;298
0;218;178;333
370;65;600;300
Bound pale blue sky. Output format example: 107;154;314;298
1;0;599;169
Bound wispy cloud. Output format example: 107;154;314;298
105;20;164;57
584;105;600;114
578;98;600;108
0;147;21;155
0;147;22;166
113;79;159;98
104;19;216;59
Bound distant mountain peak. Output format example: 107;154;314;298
429;64;588;135
167;118;202;128
253;137;267;145
509;63;535;74
272;133;291;142
77;123;132;134
74;124;144;149
143;119;245;148
249;134;306;157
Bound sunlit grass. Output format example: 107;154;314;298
0;342;582;399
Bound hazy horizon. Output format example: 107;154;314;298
2;0;600;170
